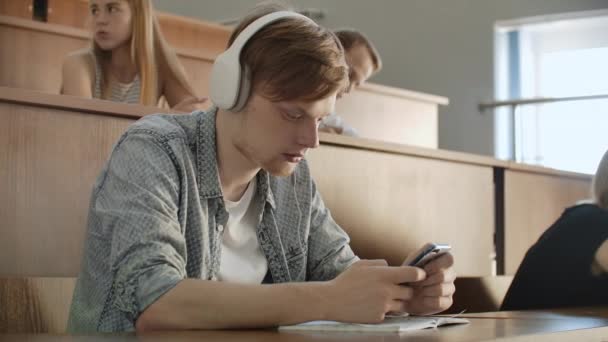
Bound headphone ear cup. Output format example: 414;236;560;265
209;51;241;110
210;12;316;111
232;64;252;112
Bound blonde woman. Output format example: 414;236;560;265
502;149;608;310
592;150;608;274
61;0;205;111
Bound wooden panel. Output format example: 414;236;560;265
319;132;508;168
28;0;231;55
0;277;76;333
0;0;32;19
47;0;89;29
504;170;593;275
307;145;495;276
448;276;513;313
0;101;133;276
0;16;218;99
336;84;444;148
0;278;42;333
157;12;231;56
0;17;89;93
179;54;214;100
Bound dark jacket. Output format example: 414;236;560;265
501;204;608;310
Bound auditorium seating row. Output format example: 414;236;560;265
0;14;447;148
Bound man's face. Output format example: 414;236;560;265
344;44;375;94
233;92;337;176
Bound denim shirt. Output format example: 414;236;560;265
67;108;358;332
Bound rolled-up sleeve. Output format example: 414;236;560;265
93;133;187;322
306;179;359;281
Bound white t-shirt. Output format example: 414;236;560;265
218;181;269;283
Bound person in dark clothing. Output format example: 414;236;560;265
501;150;608;310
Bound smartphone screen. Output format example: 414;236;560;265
405;243;451;267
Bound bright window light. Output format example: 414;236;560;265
495;12;608;174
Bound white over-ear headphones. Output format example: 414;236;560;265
209;11;317;112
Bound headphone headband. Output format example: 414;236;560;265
209;11;318;111
228;11;315;58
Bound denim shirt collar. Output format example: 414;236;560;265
195;107;276;209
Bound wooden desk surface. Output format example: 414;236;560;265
1;310;608;342
458;306;608;320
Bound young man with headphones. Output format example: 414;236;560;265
68;6;456;332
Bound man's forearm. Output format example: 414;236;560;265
135;279;331;331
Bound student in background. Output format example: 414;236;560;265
319;29;382;136
67;5;455;332
61;0;205;111
501;149;608;310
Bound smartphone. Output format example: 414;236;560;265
402;243;451;267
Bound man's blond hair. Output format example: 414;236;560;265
228;4;349;103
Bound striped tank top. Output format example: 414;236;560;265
91;52;141;104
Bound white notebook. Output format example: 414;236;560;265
279;315;469;333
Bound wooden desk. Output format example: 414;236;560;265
502;165;593;275
459;306;608;320
0;88;165;277
1;311;608;341
448;276;514;313
0;88;593;278
308;135;497;276
335;83;447;148
0;0;31;20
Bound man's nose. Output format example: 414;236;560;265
298;119;320;149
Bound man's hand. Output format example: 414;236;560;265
323;259;426;323
404;253;456;315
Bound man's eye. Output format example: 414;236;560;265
283;111;302;121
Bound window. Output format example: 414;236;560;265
494;11;608;174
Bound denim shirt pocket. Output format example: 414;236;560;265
286;248;307;281
284;201;310;281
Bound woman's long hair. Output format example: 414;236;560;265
593;149;608;209
92;0;197;106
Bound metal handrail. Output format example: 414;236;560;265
479;93;608;111
480;93;608;161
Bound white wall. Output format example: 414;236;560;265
153;0;608;156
